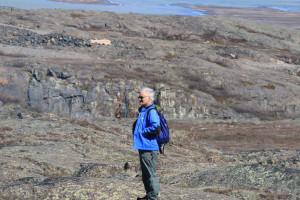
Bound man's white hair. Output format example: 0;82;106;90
140;87;155;101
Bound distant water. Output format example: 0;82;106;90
0;0;300;15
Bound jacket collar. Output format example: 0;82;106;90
139;103;155;112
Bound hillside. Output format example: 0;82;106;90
0;7;300;120
0;7;299;200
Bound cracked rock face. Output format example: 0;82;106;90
0;7;300;120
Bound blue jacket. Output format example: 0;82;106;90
133;104;160;150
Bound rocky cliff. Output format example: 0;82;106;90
0;7;300;120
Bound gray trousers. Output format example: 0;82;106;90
139;150;160;199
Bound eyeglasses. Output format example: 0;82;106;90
138;96;148;99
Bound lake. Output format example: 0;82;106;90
0;0;300;15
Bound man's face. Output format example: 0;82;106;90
138;91;152;107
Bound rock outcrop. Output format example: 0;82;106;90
0;7;299;120
0;7;300;199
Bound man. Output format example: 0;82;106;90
133;87;161;200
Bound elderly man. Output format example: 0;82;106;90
133;87;161;200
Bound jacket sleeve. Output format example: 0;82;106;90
143;109;161;136
132;119;137;135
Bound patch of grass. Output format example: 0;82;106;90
205;186;295;200
0;93;21;104
276;53;300;65
78;24;105;31
242;80;255;86
66;118;113;133
201;30;227;45
261;84;276;90
162;53;178;61
183;73;210;91
0;50;27;58
0;77;9;86
12;62;27;68
70;13;86;19
259;191;293;200
16;15;28;20
24;157;72;177
0;126;13;132
204;186;234;195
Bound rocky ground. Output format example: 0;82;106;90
0;106;299;200
1;6;300;120
0;6;299;200
175;4;300;30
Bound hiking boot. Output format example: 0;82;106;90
137;196;159;200
137;196;149;200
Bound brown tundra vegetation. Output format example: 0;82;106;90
0;6;299;200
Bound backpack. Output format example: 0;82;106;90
147;107;170;154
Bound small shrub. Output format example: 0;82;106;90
0;93;21;104
0;77;9;86
0;126;13;132
72;119;90;127
162;54;177;61
0;50;27;58
67;118;113;133
16;15;29;20
12;62;27;68
70;13;85;19
261;84;276;90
